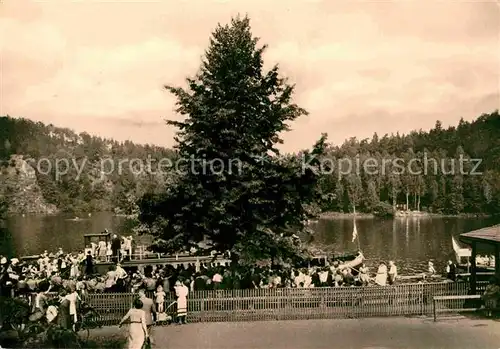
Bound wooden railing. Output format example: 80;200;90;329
75;281;488;325
433;295;483;322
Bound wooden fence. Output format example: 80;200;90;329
79;281;487;325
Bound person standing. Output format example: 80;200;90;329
358;264;370;286
115;263;128;292
428;261;436;276
106;241;113;262
138;289;156;346
124;236;133;260
98;239;107;262
64;284;81;330
212;270;223;290
111;234;121;263
85;251;94;275
70;254;80;279
174;280;189;324
375;262;388;286
155;285;166;320
446;260;457;281
388;261;398;285
119;298;148;349
105;266;117;292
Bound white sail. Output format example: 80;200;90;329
352;212;358;243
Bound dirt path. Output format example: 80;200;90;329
90;317;500;349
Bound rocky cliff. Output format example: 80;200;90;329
0;155;58;214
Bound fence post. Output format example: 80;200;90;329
433;297;437;322
201;298;205;322
419;283;425;315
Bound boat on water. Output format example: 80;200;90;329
297;249;364;273
451;236;495;271
20;231;363;275
20;232;232;274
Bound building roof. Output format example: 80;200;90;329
460;224;500;245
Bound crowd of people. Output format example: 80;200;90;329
1;244;461;303
0;235;464;343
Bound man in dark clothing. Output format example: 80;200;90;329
446;260;457;281
85;251;94;275
342;268;355;286
111;234;121;263
194;273;206;291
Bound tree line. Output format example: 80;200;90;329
319;112;500;215
0;114;499;217
1;114;498;217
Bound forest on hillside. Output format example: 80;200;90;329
0;111;499;215
0;116;177;214
319;111;500;215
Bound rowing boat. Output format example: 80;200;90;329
337;252;364;270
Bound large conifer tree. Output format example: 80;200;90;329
137;15;328;264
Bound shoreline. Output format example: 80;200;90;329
319;211;493;219
4;211;494;220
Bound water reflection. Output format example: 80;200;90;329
4;212;151;257
313;216;500;274
0;221;15;257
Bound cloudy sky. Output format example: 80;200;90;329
1;0;499;152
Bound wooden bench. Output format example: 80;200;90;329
433;295;482;321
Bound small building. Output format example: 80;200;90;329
460;224;500;294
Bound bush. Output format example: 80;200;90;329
373;202;395;218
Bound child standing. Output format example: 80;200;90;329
155;285;166;313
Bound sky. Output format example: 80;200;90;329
1;0;499;152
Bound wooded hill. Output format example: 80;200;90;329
320;111;500;215
0;111;499;215
0;116;176;214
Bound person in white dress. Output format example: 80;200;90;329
174;280;189;324
428;261;436;275
375;262;388;286
70;255;80;279
64;285;81;330
90;242;98;257
106;242;113;262
119;298;148;349
388;261;398;285
98;239;107;262
124;236;133;260
105;266;117;292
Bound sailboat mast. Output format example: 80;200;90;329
353;204;361;251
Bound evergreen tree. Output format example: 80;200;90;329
365;179;379;212
333;181;345;212
345;173;363;211
448;175;464;214
137;16;328;264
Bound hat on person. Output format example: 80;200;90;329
0;257;7;264
175;281;181;286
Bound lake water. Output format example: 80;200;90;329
1;212;499;275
